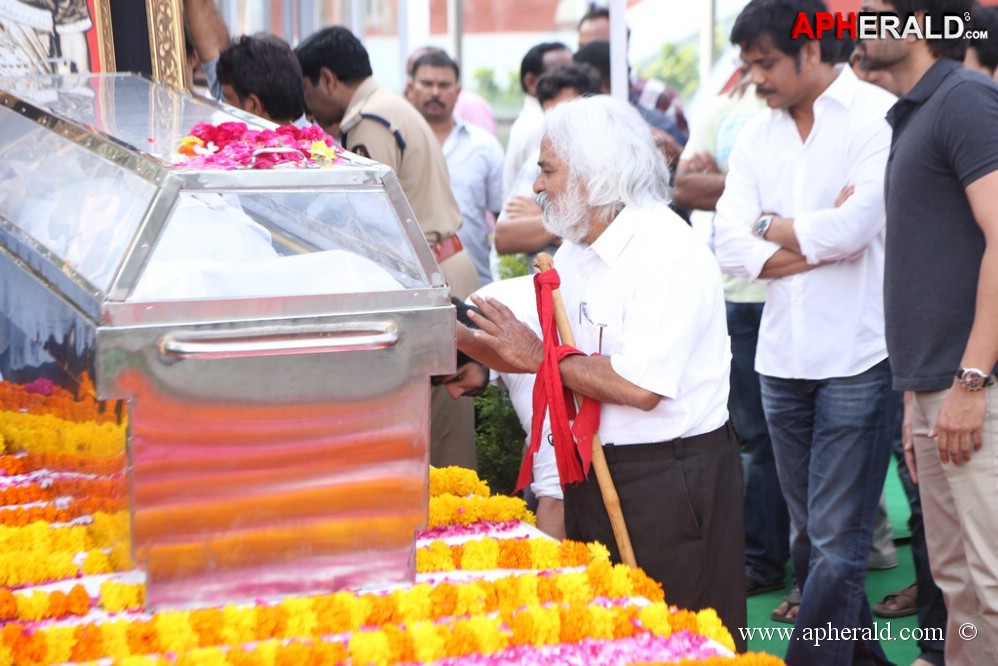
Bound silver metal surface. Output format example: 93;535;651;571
158;320;401;359
0;73;457;610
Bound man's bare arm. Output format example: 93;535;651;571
466;295;660;411
758;248;817;279
184;0;230;62
931;170;998;465
494;197;559;254
535;497;566;539
673;154;726;211
559;355;660;411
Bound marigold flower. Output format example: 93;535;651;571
0;590;16;620
347;630;393;666
639;603;675;638
126;619;160;656
69;624;105;662
409;621;447;663
42;625;75;664
66;583;92;616
256;604;289;640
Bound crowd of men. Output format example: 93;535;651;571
179;0;997;664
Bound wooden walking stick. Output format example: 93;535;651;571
534;252;637;568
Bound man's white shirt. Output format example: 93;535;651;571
713;66;895;380
502;95;544;198
554;201;730;444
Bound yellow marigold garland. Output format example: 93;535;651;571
429;466;490;498
0;396;754;666
428;493;535;527
0;410;126;458
416;537;592;573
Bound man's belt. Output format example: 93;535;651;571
429;234;463;264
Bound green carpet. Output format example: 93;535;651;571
745;458;922;664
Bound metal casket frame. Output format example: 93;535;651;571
0;73;454;608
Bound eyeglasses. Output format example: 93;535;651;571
579;301;607;355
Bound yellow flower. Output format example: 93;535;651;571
102;619;134;660
175;646;229;666
460;538;500;570
554;570;591;605
415;540;454;573
393;584;433;623
178;135;206;157
638;603;673;638
100;581;144;613
279;596;317;639
527;538;561;570
587;540;611;563
42;625;76;663
696;607;736;652
606;563;636;598
109;540;134;571
307;140;340;162
82;550;112;575
15;590;49;621
454;581;487;617
220;605;257;646
409;621;447;663
587;604;617;640
429;466;490;498
153;610;198;654
510;605;560;646
116;656;168;666
348;630;393;666
465;614;508;654
250;639;279;666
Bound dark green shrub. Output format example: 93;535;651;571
473;384;525;496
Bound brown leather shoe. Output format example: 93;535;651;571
872;583;917;618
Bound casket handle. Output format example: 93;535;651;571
236;147;317;169
158;320;399;360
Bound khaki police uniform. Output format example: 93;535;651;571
340;77;478;471
340;78;480;300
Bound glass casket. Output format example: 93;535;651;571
0;73;454;609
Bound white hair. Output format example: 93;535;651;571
542;95;671;217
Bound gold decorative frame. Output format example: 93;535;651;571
146;0;188;88
92;0;188;88
92;0;115;73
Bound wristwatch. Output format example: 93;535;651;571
752;214;775;239
956;367;995;391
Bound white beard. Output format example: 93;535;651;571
537;187;590;244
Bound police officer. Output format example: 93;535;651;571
296;26;480;470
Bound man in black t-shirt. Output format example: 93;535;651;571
858;0;998;662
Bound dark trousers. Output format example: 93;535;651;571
727;301;789;584
563;424;748;652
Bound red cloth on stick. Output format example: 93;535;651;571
515;269;601;492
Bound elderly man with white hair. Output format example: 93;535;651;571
460;95;746;650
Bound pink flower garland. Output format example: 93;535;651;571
174;121;344;170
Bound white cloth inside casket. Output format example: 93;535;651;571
130;193;404;301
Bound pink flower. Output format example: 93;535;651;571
24;379;55;396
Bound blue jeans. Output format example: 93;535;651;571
727;301;789;584
761;359;894;666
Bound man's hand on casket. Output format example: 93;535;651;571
467;295;544;374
